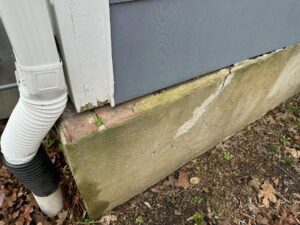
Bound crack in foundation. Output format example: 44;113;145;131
174;68;233;139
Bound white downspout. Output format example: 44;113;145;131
0;0;67;217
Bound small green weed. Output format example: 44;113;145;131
135;216;144;224
193;214;205;225
95;117;105;127
282;155;292;167
192;196;204;205
223;151;232;161
286;104;300;114
82;216;94;225
289;118;300;126
280;135;292;146
46;138;55;148
58;143;63;151
266;144;278;154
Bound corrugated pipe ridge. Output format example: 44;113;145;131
1;95;67;165
2;145;61;197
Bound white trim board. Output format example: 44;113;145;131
52;0;114;112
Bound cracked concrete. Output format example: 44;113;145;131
174;70;233;138
59;44;300;218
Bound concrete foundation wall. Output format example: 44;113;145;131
59;44;300;218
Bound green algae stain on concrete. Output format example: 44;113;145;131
61;44;300;219
78;178;110;218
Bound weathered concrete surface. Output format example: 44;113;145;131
59;44;300;218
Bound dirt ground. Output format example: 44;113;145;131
0;93;299;225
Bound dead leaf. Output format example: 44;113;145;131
100;215;117;225
293;163;300;173
56;210;68;225
0;193;5;208
164;171;190;190
275;199;281;208
190;177;200;185
144;202;151;209
0;165;10;177
150;187;162;193
216;142;230;151
272;177;279;186
279;209;298;225
256;214;268;225
285;147;300;159
163;176;176;188
17;204;33;225
203;187;209;193
292;193;300;200
72;195;80;205
174;171;190;190
12;210;20;220
288;126;298;135
5;192;17;208
248;177;260;193
15;219;24;225
288;204;300;217
32;209;51;225
275;112;289;121
265;115;276;125
258;181;277;208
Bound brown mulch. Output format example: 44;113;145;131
0;93;299;225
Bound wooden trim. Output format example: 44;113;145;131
52;0;114;112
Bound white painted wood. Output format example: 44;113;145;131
52;0;114;112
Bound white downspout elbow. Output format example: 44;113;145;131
0;0;67;217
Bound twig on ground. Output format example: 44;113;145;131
239;212;256;221
276;192;292;204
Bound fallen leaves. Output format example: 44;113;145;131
285;147;300;159
256;214;269;225
216;142;230;151
265;115;277;125
164;171;190;190
15;204;33;225
31;209;51;225
258;181;277;208
274;209;299;225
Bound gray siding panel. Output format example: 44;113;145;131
110;0;300;104
0;19;18;120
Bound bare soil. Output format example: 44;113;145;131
0;93;299;225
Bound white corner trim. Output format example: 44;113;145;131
52;0;114;112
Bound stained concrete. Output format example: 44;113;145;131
59;44;300;218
